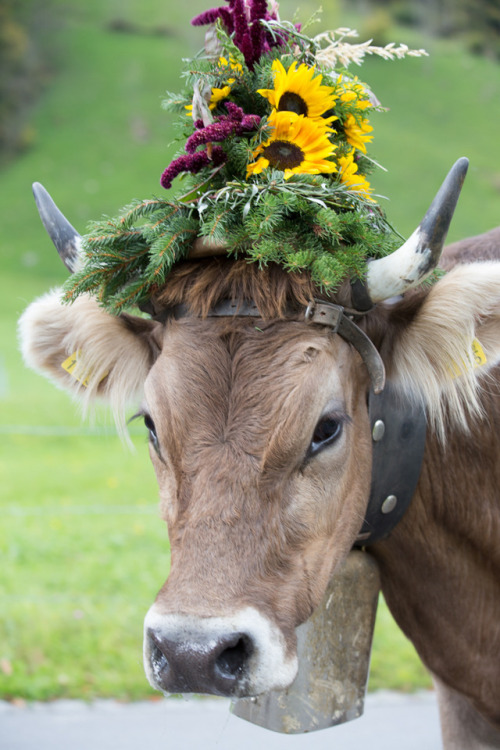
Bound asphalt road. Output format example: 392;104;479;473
0;691;442;750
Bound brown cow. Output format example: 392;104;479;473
19;164;500;749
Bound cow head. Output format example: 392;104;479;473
19;160;500;698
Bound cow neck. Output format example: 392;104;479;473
150;298;426;546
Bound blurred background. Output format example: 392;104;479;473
1;0;499;703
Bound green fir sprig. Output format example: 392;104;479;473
63;3;426;313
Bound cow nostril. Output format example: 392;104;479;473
145;627;255;696
215;634;253;680
149;634;169;682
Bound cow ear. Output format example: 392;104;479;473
382;262;500;440
19;290;161;427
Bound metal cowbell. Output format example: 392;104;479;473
232;550;380;734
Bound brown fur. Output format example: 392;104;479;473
18;229;500;746
151;256;354;318
440;226;500;269
145;315;372;641
372;385;500;732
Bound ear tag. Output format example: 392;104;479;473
61;351;108;388
449;338;487;378
471;338;487;367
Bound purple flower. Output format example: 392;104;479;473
160;146;226;190
185;103;260;154
232;0;250;48
250;0;268;22
191;6;234;32
186;119;238;154
190;0;276;69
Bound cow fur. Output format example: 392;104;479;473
18;233;500;748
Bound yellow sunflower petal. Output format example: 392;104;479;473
338;150;374;200
246;156;269;177
258;59;337;121
247;111;337;178
344;114;373;153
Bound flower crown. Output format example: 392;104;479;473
65;1;427;313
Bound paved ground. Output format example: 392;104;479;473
0;691;442;750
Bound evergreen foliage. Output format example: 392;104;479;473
64;2;422;313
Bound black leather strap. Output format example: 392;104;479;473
354;384;427;546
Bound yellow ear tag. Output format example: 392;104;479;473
61;351;108;388
471;338;487;367
449;339;487;378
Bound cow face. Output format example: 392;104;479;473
141;317;372;696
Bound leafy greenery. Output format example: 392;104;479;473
63;12;406;312
66;177;398;313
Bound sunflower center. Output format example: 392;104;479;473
263;140;305;170
277;92;308;116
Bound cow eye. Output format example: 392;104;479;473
144;414;159;450
308;416;343;458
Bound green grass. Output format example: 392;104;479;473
2;0;498;701
0;431;168;701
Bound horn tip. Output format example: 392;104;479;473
454;156;469;180
32;181;46;197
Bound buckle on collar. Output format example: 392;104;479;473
304;301;343;332
305;300;385;395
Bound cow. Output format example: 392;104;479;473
19;159;500;749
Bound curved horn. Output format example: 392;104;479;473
33;182;227;270
32;182;82;273
360;157;469;305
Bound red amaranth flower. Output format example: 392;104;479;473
185;103;260;154
191;0;280;69
191;6;234;33
160;146;226;190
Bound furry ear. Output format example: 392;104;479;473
19;290;160;429
384;262;500;440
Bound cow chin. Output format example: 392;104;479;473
143;604;299;699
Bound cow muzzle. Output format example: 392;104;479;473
143;605;298;698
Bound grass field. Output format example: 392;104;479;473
2;0;500;702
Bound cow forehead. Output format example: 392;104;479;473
144;319;362;435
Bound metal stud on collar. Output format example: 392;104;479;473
355;383;427;546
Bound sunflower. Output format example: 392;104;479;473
338;149;374;200
247;110;338;179
257;59;337;121
343;113;373;153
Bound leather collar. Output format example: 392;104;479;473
355;383;426;546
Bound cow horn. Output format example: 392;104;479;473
33;182;227;269
359;157;469;305
32;182;82;273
